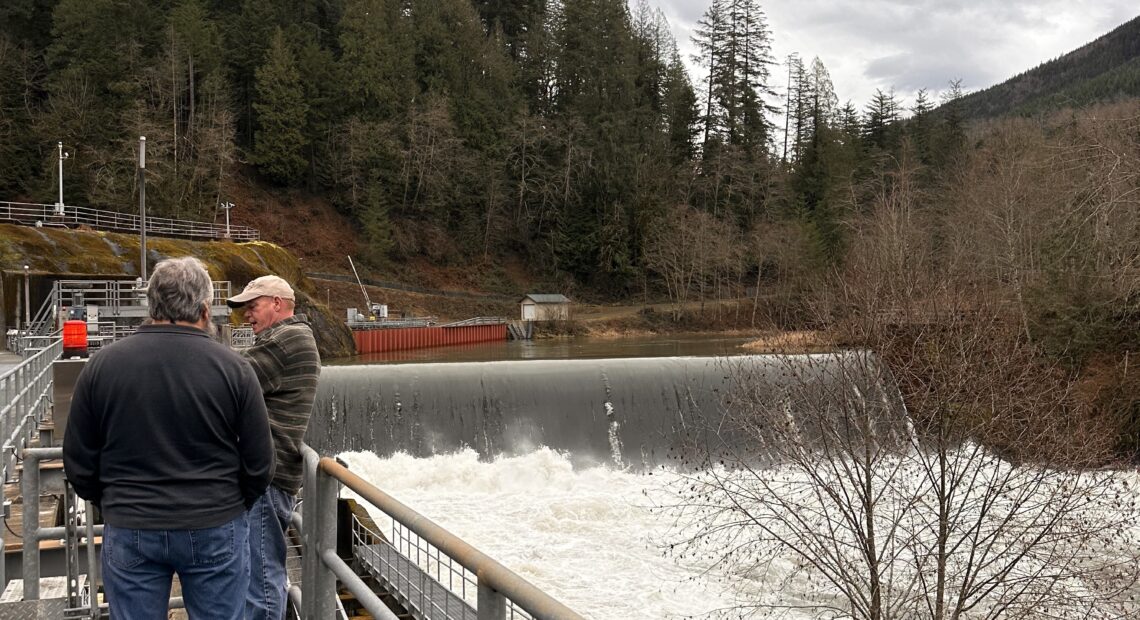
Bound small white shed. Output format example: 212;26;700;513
519;294;572;321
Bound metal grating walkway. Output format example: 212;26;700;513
355;542;477;620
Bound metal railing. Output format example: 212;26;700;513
8;280;237;355
7;380;584;619
7;332;62;356
18;448;100;609
301;446;584;620
0;201;259;241
437;317;507;328
50;279;233;316
347;317;438;329
1;339;62;485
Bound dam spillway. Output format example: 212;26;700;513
307;353;904;468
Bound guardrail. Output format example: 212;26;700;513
1;339;62;485
19;447;99;607
7;374;584;618
50;279;233;314
6;333;62;356
437;317;507;328
301;446;584;620
0;201;259;241
348;317;438;329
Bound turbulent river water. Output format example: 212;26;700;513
338;447;1140;619
339;448;738;619
317;345;1140;619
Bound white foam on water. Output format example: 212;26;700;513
337;448;737;619
337;447;1140;619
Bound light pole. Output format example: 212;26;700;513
139;136;147;281
55;142;69;216
220;201;234;239
22;265;30;332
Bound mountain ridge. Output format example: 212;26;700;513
954;14;1140;119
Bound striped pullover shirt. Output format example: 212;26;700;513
242;314;321;494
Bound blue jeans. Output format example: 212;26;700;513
102;513;250;620
247;485;297;620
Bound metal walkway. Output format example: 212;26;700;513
355;541;477;620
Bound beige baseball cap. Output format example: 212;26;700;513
226;275;295;308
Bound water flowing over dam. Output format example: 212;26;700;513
307;353;906;468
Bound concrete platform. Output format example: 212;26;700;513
0;351;23;376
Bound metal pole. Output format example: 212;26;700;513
314;465;339;618
138;136;147;281
14;286;21;335
301;449;319;620
478;583;507;620
225;202;232;238
56;142;67;216
23;265;31;332
85;500;99;619
22;450;40;600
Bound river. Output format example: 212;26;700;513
320;338;1140;618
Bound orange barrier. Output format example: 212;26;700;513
353;324;507;354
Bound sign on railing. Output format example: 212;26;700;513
0;201;259;241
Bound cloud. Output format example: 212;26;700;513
652;0;1137;109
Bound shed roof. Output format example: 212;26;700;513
520;293;571;304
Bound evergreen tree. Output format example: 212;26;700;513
338;0;414;122
225;0;289;144
0;36;40;196
291;27;339;188
252;29;309;185
909;87;934;166
691;0;725;150
863;88;901;155
791;58;846;260
661;50;700;165
935;79;967;167
473;0;546;62
692;0;774;154
781;53;801;163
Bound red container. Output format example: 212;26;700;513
63;319;89;358
352;324;508;354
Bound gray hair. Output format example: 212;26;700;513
147;257;214;323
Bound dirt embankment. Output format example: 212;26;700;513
223;175;822;345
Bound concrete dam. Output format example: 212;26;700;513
306;353;907;469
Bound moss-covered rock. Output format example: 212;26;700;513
0;224;354;359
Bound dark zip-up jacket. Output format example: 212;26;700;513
63;324;275;530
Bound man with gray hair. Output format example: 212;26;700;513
64;256;275;620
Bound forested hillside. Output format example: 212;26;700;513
2;2;1139;448
0;0;965;296
954;14;1140;119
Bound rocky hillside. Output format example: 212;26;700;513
0;223;355;358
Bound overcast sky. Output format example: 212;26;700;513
654;0;1138;112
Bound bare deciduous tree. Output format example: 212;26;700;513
655;143;1140;618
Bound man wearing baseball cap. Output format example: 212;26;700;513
227;275;321;619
